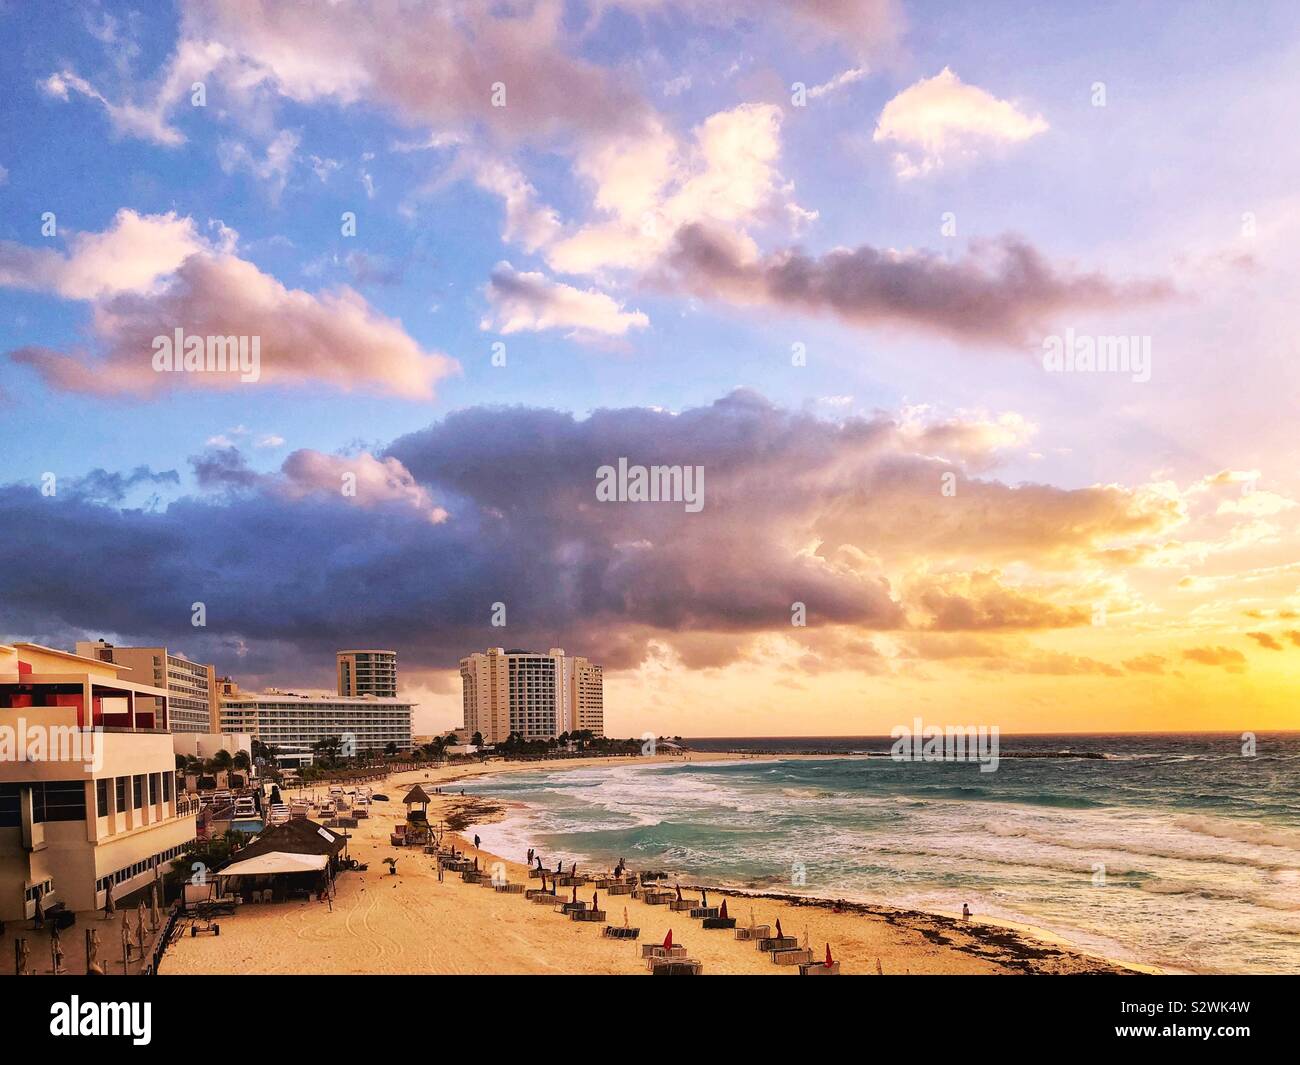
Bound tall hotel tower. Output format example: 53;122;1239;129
459;648;604;744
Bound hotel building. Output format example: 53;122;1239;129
459;647;604;744
336;649;398;698
0;643;198;922
75;640;218;733
219;679;413;754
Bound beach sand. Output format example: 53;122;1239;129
162;755;1138;975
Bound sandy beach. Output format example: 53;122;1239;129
159;754;1144;975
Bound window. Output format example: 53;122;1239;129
163;773;173;802
115;776;126;812
0;784;19;828
96;779;109;816
43;781;87;823
149;774;158;804
133;775;144;809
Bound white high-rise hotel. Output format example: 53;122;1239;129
459;648;604;743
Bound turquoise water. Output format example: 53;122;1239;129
459;734;1300;974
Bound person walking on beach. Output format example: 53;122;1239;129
474;834;481;851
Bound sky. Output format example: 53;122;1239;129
1;0;1298;737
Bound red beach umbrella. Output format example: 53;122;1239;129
776;918;784;939
662;929;673;950
719;899;728;919
825;943;833;967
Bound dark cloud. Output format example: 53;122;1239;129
664;224;1173;346
70;465;180;503
0;391;1172;684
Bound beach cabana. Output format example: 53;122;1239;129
402;784;432;820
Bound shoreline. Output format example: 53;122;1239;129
388;754;1156;975
160;752;1154;975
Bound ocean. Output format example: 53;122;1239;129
458;733;1300;974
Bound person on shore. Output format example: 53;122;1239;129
962;902;971;921
474;834;481;850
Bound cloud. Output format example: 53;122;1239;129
180;0;649;143
0;391;1192;682
1123;653;1168;675
665;225;1171;346
1182;645;1248;672
40;39;229;146
0;209;203;300
217;129;301;200
1245;631;1284;650
481;263;649;339
909;571;1089;631
3;213;456;399
546;103;812;276
874;67;1049;179
807;66;868;100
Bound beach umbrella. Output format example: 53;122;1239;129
719;899;728;920
825;943;834;967
662;929;673;950
701;888;708;906
571;884;578;904
776;918;784;939
592;891;599;911
103;879;115;918
675;883;682;901
622;907;629;929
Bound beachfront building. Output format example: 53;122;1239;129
218;679;414;754
336;649;397;698
459;647;605;743
0;643;198;921
75;639;218;733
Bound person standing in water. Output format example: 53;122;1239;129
962;902;971;921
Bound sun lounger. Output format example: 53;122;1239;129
702;916;736;929
602;926;640;940
690;906;720;919
604;882;633;895
771;948;815;965
757;935;797;952
495;883;524;894
668;898;699;912
556;901;588;914
649;959;702;975
641;944;687;960
570;908;606;922
639;890;673;905
798;961;841;975
735;924;771;941
529;891;558;904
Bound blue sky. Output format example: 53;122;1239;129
2;1;1298;734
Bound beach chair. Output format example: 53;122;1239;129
604;882;633;895
641;944;687;960
735;923;770;941
495;883;524;894
689;906;720;919
570;907;606;922
649;959;702;975
771;947;815;965
799;960;841;975
668;897;699;912
602;926;639;940
757;935;798;952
